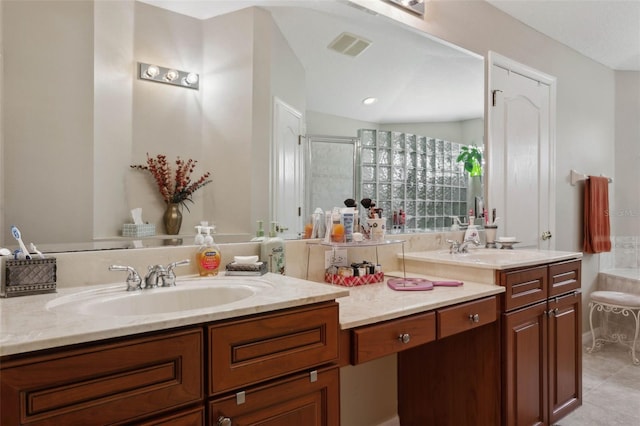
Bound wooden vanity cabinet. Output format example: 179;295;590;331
499;259;582;426
0;302;341;426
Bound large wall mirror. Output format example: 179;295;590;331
1;0;483;252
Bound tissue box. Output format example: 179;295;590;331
122;223;156;237
2;257;57;297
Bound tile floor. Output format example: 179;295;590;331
558;344;640;425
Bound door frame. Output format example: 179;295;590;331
486;51;557;248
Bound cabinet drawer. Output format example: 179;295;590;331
0;328;203;426
500;266;548;311
209;302;339;395
548;260;581;298
209;366;339;426
352;311;436;364
437;296;497;339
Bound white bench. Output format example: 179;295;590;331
587;290;640;365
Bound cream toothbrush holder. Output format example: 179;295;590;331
484;225;498;248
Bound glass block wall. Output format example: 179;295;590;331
359;129;468;231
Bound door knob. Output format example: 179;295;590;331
218;416;232;426
542;231;552;240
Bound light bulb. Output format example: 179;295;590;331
184;72;199;86
165;69;179;82
145;65;160;78
362;97;377;105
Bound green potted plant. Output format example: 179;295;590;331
456;144;483;177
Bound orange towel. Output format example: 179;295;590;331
583;176;611;253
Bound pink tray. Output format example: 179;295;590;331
387;278;463;291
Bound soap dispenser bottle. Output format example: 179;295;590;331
197;226;221;276
251;220;266;242
261;221;285;274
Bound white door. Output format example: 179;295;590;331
272;97;304;239
488;52;556;249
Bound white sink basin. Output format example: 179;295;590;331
46;277;273;317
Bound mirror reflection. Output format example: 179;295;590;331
1;0;483;252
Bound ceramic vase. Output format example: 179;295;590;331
163;203;182;235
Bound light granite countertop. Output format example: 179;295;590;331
402;248;582;270
1;249;582;357
334;270;506;329
0;273;348;357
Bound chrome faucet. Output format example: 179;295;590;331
446;237;482;254
446;239;461;254
145;259;190;288
458;237;482;253
109;259;190;291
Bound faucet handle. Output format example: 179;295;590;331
164;259;191;287
109;265;142;291
446;239;460;253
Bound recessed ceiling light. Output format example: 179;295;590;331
362;97;377;105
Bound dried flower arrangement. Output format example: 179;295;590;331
131;153;212;211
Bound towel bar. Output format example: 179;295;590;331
570;169;613;186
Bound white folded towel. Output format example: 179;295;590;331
234;255;259;265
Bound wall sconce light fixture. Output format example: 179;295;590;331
386;0;425;17
138;62;199;90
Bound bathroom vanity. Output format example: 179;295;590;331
0;275;347;425
0;248;582;426
399;249;582;426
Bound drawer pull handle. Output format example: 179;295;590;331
218;416;232;426
469;313;480;323
398;333;411;344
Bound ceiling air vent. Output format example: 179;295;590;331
327;32;371;57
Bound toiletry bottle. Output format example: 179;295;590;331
261;221;285;274
197;226;221;276
251;220;265;242
194;225;204;245
331;212;345;243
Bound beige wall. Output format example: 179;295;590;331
3;0;95;243
2;1;306;244
613;71;640;236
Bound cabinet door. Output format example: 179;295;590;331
209;367;339;426
548;292;582;423
503;301;548;426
